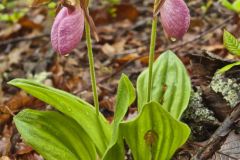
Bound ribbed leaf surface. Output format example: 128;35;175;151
9;79;111;157
14;109;96;160
224;30;240;56
137;50;191;119
121;101;190;160
103;74;135;160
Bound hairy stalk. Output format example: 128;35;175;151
147;17;158;102
85;20;99;115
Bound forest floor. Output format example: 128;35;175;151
1;0;240;159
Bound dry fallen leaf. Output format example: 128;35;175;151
91;4;139;25
8;42;30;65
115;53;139;64
0;91;40;114
0;24;21;40
0;156;11;160
213;131;240;160
18;17;43;31
102;43;116;56
101;39;127;56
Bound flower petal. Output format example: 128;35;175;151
160;0;190;39
51;7;85;55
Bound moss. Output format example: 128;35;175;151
211;74;240;108
182;87;219;141
183;87;217;124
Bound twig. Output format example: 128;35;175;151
0;33;49;46
4;105;15;116
192;103;240;160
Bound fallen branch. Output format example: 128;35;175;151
193;102;240;160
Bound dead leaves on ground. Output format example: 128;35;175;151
91;4;139;25
213;131;240;160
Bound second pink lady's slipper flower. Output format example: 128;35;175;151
159;0;190;39
51;6;85;55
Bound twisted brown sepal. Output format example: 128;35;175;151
153;0;166;17
62;0;75;10
79;0;100;42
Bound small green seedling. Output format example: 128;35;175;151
223;30;240;56
217;30;240;74
220;0;240;13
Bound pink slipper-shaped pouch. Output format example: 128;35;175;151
51;7;85;55
160;0;190;39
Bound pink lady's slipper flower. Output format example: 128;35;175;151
51;6;84;55
160;0;190;39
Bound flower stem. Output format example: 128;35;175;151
147;17;158;102
85;20;99;116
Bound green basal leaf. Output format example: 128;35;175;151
217;61;240;74
121;101;191;160
137;50;191;119
223;30;240;56
112;74;136;127
103;74;136;160
8;79;111;157
14;109;96;160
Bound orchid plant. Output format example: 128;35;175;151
10;0;192;159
